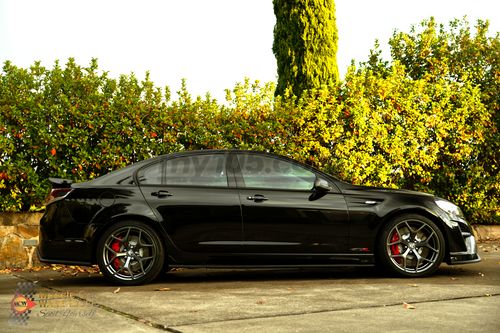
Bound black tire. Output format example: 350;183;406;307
96;220;165;285
376;214;445;277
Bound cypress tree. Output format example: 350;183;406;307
273;0;339;96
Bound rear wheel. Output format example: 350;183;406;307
377;214;445;277
97;220;165;285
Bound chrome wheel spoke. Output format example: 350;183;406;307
104;255;118;268
110;234;124;243
413;250;423;272
138;232;153;247
114;260;127;276
394;225;403;239
420;230;439;253
124;227;132;243
420;255;435;264
124;257;135;279
104;244;116;253
421;242;439;253
137;258;146;275
104;244;127;257
402;248;410;270
415;224;426;234
123;256;131;270
404;221;416;235
426;230;436;242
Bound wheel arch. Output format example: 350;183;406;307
88;214;170;265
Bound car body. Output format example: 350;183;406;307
38;150;480;285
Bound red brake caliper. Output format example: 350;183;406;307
111;238;122;269
390;231;400;255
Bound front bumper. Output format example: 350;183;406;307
448;233;481;265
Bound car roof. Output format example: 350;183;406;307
79;149;337;186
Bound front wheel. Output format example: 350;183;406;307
96;220;165;285
377;214;445;277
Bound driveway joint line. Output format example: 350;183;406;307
169;293;500;328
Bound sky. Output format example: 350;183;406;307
1;0;499;101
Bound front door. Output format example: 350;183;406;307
234;152;349;262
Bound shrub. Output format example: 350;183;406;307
1;18;498;223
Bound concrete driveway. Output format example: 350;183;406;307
1;242;499;332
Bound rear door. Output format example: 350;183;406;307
138;152;243;258
234;152;350;260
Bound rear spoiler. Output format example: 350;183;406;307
49;177;73;188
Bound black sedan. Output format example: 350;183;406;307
38;150;480;285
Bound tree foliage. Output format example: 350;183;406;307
273;0;339;96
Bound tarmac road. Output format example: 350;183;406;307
1;242;499;333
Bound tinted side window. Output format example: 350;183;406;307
166;154;228;187
137;162;163;185
237;154;315;190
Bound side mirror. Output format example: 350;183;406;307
314;178;332;192
309;178;332;201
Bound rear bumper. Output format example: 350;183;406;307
37;247;92;266
38;202;94;264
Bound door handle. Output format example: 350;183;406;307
151;190;173;198
247;195;269;202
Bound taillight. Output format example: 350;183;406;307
45;188;73;205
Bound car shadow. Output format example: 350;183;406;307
13;261;487;290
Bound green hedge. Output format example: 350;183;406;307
0;59;497;223
1;18;498;224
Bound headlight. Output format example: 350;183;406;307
435;198;465;221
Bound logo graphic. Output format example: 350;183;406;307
10;282;37;325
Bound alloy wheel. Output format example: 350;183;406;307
101;225;159;282
385;218;442;274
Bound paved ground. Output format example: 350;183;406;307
1;242;499;333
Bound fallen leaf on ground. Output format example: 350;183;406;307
403;302;416;309
407;284;418;287
113;287;121;294
155;287;171;291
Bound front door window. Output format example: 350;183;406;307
237;154;315;190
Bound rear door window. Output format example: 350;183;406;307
137;162;163;185
166;154;228;187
